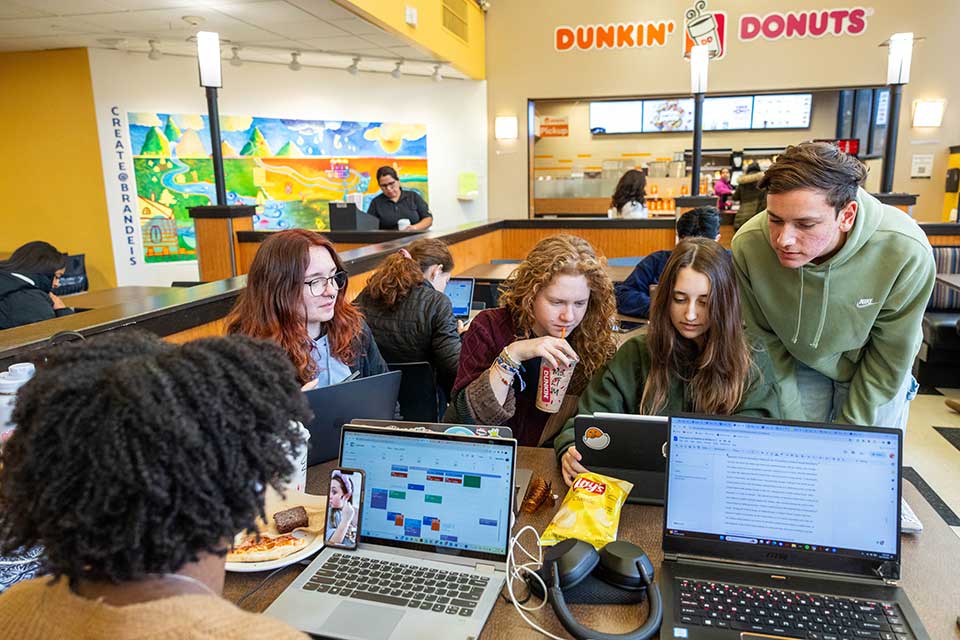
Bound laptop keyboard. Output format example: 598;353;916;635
301;552;490;618
676;579;915;640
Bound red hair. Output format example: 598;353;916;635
226;229;364;383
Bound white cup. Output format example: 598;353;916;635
397;218;411;231
285;421;311;493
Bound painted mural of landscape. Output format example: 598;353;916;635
128;113;428;263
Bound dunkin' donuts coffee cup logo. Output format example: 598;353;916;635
573;477;607;496
683;0;727;60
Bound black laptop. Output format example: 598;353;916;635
660;414;930;640
573;412;669;504
302;371;401;465
444;277;475;319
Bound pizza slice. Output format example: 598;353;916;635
226;531;310;563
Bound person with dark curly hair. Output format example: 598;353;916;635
0;331;311;639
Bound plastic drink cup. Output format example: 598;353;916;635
284;421;311;493
536;358;578;413
397;218;411;231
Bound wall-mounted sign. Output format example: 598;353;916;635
910;154;934;179
683;1;727;59
555;20;676;51
738;7;870;42
540;116;569;137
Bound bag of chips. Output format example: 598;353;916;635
540;472;633;550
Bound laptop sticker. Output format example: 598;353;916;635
673;627;688;638
582;427;611;450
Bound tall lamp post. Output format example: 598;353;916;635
689;45;709;196
197;31;227;206
880;32;913;194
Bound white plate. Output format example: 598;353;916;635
225;529;325;573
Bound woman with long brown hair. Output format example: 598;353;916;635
355;238;462;395
556;238;783;485
225;229;388;388
446;234;618;446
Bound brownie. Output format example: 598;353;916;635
273;506;308;533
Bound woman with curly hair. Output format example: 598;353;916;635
0;331;311;638
355;238;462;396
226;229;388;389
446;234;617;446
555;238;783;485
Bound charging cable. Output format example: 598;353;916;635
506;525;567;640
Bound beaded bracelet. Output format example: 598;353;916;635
499;348;521;370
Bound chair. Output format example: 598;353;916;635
387;361;443;422
473;281;501;310
915;245;960;387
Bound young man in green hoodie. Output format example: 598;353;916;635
732;142;935;429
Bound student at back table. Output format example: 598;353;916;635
556;238;783;485
615;207;721;318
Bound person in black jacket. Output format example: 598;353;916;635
0;242;73;330
355;238;462;396
224;229;388;389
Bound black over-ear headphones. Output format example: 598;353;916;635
533;538;663;640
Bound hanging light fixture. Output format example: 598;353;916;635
288;51;302;71
347;56;360;75
432;63;442;82
147;39;162;61
391;60;403;79
229;46;242;67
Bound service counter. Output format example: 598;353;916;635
3;217;960;369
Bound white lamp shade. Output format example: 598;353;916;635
912;99;945;127
690;45;709;94
886;32;913;85
495;115;518;140
196;31;222;88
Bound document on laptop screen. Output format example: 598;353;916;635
341;430;513;556
666;417;899;560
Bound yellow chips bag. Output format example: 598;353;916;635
540;472;633;550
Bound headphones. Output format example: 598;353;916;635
533;538;663;640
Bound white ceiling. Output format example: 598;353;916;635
0;0;465;79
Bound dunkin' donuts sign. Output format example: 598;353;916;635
553;2;871;55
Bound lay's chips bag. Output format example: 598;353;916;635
540;472;633;550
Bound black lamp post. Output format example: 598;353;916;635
689;45;709;196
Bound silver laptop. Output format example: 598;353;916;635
265;424;517;640
660;414;930;640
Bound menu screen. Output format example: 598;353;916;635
752;94;812;129
702;96;754;131
589;100;644;134
642;99;695;132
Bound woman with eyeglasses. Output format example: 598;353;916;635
365;166;433;231
226;229;388;390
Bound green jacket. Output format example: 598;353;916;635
732;188;935;427
553;333;783;460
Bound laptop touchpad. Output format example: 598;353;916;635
318;601;404;639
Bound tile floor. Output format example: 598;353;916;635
905;390;960;539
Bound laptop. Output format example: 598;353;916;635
302;371;401;465
266;424;517;640
444;277;474;319
573;412;669;504
660;414;930;640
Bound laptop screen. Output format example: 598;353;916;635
340;427;515;562
665;416;901;569
444;278;474;318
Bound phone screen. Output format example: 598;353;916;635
326;468;365;549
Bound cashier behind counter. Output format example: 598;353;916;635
366;166;433;231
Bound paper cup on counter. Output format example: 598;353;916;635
284;421;310;493
397;218;411;231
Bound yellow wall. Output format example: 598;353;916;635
340;0;485;79
0;48;114;288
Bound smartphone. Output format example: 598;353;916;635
325;467;364;550
613;319;647;334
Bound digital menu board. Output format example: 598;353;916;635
588;100;644;134
642;99;695;132
751;94;812;129
702;96;754;131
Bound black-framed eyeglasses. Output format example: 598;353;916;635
305;271;348;296
379;179;400;190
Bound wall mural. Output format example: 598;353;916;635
128;112;428;263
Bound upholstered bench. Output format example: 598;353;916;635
914;246;960;387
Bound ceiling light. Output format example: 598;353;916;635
347;56;360;75
196;31;222;88
432;64;442;82
288;51;302;71
182;15;205;26
229;46;242;67
147;40;162;61
97;37;127;49
391;60;403;79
